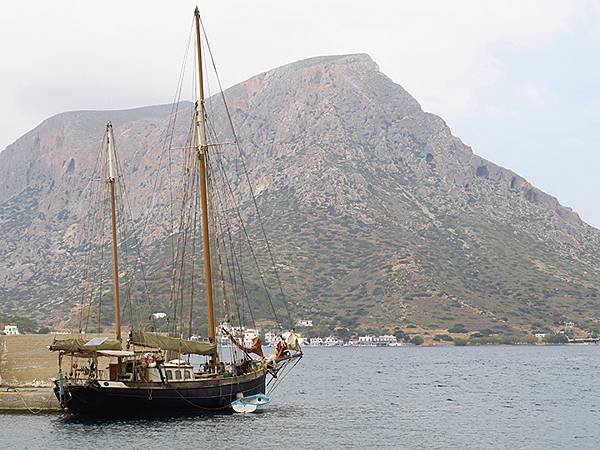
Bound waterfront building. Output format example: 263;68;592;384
376;335;397;344
242;328;259;347
356;334;398;346
309;337;324;346
264;331;277;345
324;336;342;346
3;325;20;336
358;335;375;344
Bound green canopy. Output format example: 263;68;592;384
49;337;122;353
130;330;216;355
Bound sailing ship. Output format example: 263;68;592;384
49;7;302;415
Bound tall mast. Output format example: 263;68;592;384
194;7;217;364
106;122;122;341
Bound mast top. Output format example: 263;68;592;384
194;7;205;105
106;121;116;182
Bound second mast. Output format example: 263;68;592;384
194;7;217;363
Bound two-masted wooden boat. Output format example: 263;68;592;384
49;7;302;415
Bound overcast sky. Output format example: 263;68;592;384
2;0;600;226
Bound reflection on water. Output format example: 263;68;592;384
2;346;600;449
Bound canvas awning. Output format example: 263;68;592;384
48;337;122;353
97;350;135;357
130;330;216;355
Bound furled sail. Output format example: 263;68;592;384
49;337;122;353
130;330;216;355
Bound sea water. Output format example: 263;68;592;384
1;345;600;449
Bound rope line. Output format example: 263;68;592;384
201;22;295;329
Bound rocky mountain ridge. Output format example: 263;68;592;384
1;53;600;334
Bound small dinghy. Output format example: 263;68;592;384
231;393;272;413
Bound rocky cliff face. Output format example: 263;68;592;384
2;53;599;333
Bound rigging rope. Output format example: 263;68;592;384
201;22;294;329
119;17;195;332
78;133;107;332
267;356;303;395
167;123;196;336
204;121;281;327
206;148;256;331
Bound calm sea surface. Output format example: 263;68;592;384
2;346;600;449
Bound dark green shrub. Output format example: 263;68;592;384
448;324;468;333
411;335;424;345
543;333;569;344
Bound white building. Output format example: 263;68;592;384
242;328;259;347
264;331;277;345
218;323;260;347
357;335;397;346
309;337;324;346
324;336;342;346
358;335;375;343
376;335;397;344
3;325;20;336
297;319;313;327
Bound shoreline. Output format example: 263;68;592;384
0;387;60;413
301;342;600;348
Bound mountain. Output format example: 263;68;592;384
2;53;600;334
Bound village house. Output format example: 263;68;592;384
356;334;398;346
375;335;397;344
264;331;277;345
309;337;324;346
241;328;259;347
3;324;20;336
324;336;342;346
358;335;375;344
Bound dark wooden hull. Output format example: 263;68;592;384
54;370;266;415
